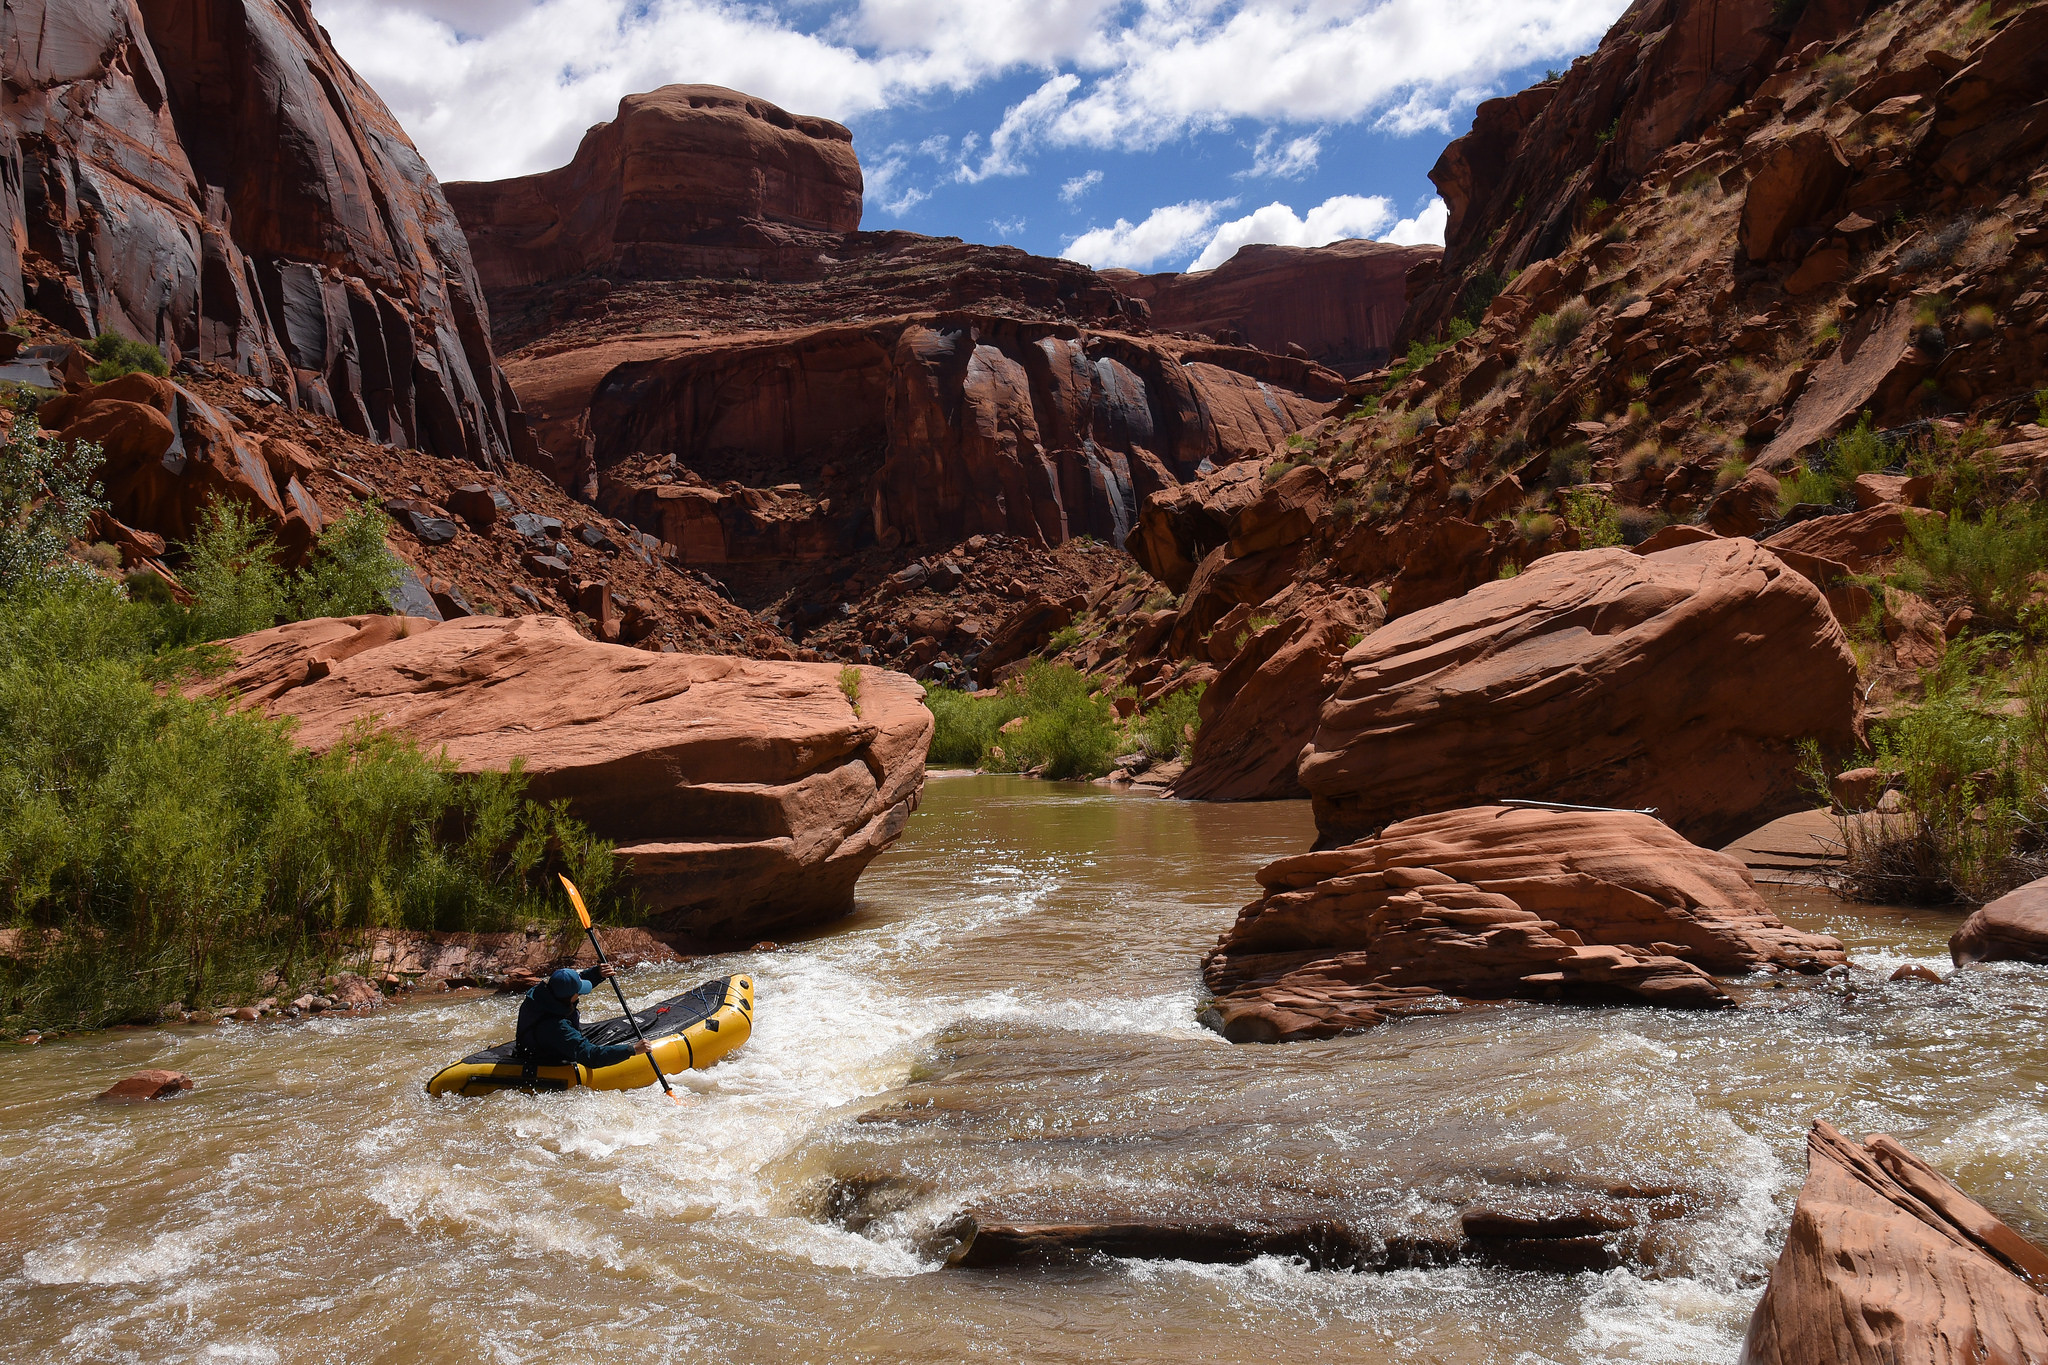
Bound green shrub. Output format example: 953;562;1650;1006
1897;502;2048;627
924;686;1025;767
152;498;403;648
1455;269;1505;326
85;332;169;383
1135;682;1206;761
996;662;1119;780
0;574;624;1033
838;664;863;714
1815;643;2048;903
0;418;104;593
291;502;402;619
2035;388;2048;426
1560;489;1623;548
1777;414;1889;513
1527;300;1591;358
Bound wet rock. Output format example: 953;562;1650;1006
951;1214;1378;1271
1889;964;1944;984
329;974;382;1008
96;1070;195;1103
1201;804;1844;1044
231;1007;261;1021
1299;540;1862;850
191;613;932;938
1950;879;2048;967
1741;1122;2048;1364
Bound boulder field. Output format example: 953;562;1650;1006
1200;804;1844;1044
1298;538;1863;850
193;614;932;939
1740;1122;2048;1364
1;0;530;467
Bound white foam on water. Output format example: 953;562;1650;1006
1569;1268;1750;1363
20;1219;229;1286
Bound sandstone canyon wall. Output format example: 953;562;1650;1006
1104;239;1438;376
0;0;529;468
446;86;864;293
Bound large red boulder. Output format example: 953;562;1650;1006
447;85;863;293
96;1070;195;1103
1739;129;1853;262
1950;879;2048;966
1299;539;1863;849
1200;805;1844;1043
1740;1122;2048;1364
192;615;932;939
1102;239;1438;377
2;0;528;466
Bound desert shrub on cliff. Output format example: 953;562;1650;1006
0;419;103;594
1778;415;1890;512
1894;503;2048;630
158;499;401;647
84;331;169;383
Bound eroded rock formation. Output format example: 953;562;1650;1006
447;86;864;293
1298;539;1862;849
586;318;1341;565
1200;804;1845;1043
1740;1121;2048;1365
1103;239;1438;376
193;614;932;938
1;0;528;467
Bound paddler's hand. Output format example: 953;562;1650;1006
633;1040;653;1055
593;963;619;980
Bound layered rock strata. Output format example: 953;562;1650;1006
194;614;932;937
1200;804;1846;1043
1;0;527;467
447;85;863;293
1299;539;1863;849
1740;1121;2048;1364
1102;239;1439;376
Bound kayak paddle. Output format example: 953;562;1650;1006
559;874;680;1105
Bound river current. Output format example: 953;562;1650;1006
5;775;2045;1363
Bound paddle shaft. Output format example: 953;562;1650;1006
581;924;678;1101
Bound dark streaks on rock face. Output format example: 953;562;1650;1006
1;0;526;468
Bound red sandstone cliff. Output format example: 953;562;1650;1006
1104;239;1437;376
446;86;865;293
0;0;531;468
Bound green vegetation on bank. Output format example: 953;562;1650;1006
1811;641;2048;904
0;423;622;1034
925;662;1205;781
84;331;169;383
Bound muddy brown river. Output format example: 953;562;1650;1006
5;776;2045;1363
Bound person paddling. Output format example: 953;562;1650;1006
514;966;653;1070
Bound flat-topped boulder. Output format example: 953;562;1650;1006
1299;539;1862;850
1741;1121;2048;1364
1201;804;1845;1043
194;614;931;939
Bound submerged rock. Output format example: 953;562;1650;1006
1298;539;1863;850
1740;1121;2048;1364
1201;804;1845;1044
96;1071;194;1103
193;614;931;939
1951;879;2048;967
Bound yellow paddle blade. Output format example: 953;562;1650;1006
558;874;593;930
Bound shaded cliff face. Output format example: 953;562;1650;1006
0;0;527;468
446;85;865;294
1103;239;1439;376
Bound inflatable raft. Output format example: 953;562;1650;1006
426;974;753;1097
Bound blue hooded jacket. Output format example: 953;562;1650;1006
514;967;638;1070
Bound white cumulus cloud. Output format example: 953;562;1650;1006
1381;196;1449;246
1062;200;1237;271
314;0;1631;183
1186;195;1393;271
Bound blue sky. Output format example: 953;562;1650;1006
316;0;1632;274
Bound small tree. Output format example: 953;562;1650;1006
0;419;105;593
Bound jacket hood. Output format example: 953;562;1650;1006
523;982;580;1023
